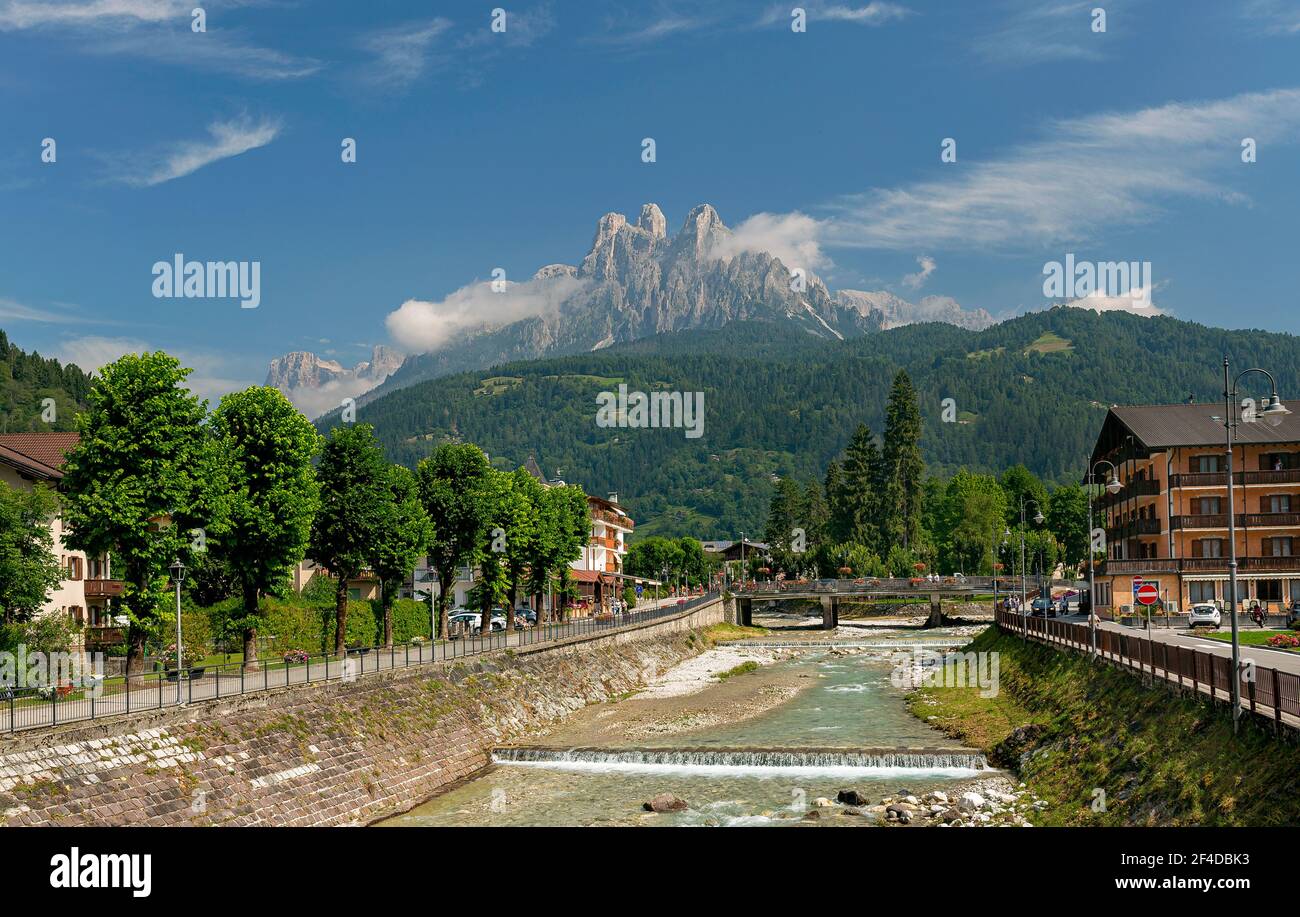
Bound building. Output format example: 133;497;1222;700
1087;402;1300;615
569;492;634;613
0;433;122;644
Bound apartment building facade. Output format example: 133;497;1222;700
0;433;122;638
1088;403;1300;615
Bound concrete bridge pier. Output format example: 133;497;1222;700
820;595;839;630
737;597;753;627
924;593;944;629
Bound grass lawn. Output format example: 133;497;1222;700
1198;629;1300;652
700;622;770;643
716;661;760;680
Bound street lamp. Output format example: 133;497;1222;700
1221;357;1290;732
1019;498;1045;637
169;557;186;706
1085;461;1124;658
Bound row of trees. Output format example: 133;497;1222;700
623;535;713;587
762;370;1091;582
52;352;591;676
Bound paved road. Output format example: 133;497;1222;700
1;593;710;734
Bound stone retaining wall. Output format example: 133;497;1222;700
0;601;723;826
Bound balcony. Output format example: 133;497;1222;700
1107;518;1162;539
1170;468;1300;488
1171;513;1300;530
1099;556;1300;574
83;579;125;599
1097;477;1160;509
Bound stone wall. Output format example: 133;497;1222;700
0;601;723;826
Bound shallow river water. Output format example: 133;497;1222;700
377;628;990;827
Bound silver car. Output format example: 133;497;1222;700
1188;603;1221;628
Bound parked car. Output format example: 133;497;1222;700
515;607;537;626
448;611;506;635
1188;603;1222;629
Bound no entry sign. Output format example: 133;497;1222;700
1134;581;1160;606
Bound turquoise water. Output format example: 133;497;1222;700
378;629;989;827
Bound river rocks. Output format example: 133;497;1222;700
926;790;949;805
836;789;868;806
643;793;688;813
814;796;835;807
885;804;912;824
958;791;986;812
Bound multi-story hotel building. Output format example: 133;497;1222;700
1088;402;1300;615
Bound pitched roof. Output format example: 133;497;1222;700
0;432;80;468
1106;403;1300;450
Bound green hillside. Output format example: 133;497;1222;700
0;330;93;433
338;308;1300;539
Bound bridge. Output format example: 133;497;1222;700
732;577;1030;628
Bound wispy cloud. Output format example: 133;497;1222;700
111;115;280;187
1240;0;1300;36
972;0;1119;65
0;1;320;80
821;88;1300;252
359;18;453;89
759;2;912;28
0;297;82;324
358;6;554;92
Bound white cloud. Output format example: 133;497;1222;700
385;273;588;353
1063;285;1166;317
901;255;935;290
972;0;1118;65
114;115;280;187
711;211;828;270
0;0;181;30
1241;0;1300;36
821;88;1300;252
55;335;255;404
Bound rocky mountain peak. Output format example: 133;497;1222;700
637;203;667;239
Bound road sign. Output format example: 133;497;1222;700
635;584;643;596
1135;581;1160;606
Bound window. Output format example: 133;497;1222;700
1259;579;1283;602
1266;494;1292;513
1195;454;1222;473
348;587;361;601
1188;581;1216;604
1193;497;1222;514
1264;537;1294;557
1193;538;1225;558
1262;453;1300;471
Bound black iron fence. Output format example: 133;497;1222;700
1;593;721;735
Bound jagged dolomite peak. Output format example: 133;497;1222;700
637;203;667;239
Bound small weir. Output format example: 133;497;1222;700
492;745;989;775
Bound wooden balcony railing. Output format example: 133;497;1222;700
1171;513;1300;530
83;579;125;598
1100;556;1300;574
1171;468;1300;488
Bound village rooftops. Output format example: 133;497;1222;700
1090;402;1300;466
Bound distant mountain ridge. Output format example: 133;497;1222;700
339;308;1300;539
265;345;402;417
267;203;999;416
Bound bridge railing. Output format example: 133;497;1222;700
995;608;1300;731
735;577;1001;595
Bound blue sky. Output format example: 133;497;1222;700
2;0;1300;402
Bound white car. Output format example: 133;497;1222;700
448;611;506;635
1188;603;1222;628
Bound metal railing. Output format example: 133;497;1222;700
995;608;1300;730
1;592;720;735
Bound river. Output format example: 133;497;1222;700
376;621;994;827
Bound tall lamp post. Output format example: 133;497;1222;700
1019;499;1045;636
991;527;1008;615
169;558;186;706
1221;357;1290;732
1086;461;1124;658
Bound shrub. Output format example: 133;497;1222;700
391;598;432;643
1266;633;1300;648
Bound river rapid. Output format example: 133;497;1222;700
377;622;996;827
